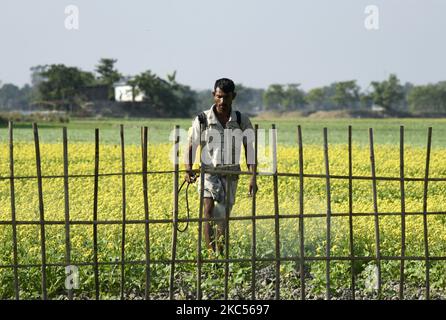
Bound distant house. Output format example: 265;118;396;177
114;80;145;102
371;104;385;112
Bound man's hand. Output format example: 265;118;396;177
248;175;258;197
185;170;197;184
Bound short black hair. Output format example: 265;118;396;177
214;78;235;93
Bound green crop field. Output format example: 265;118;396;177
0;117;445;300
1;117;446;146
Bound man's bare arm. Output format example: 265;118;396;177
184;142;197;183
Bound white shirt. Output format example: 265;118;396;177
189;105;254;168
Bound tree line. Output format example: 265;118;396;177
1;59;446;116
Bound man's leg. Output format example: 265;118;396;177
215;175;237;256
203;197;216;252
215;221;226;256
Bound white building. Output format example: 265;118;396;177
371;104;385;112
114;81;145;102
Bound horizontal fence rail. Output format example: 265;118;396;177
0;121;444;300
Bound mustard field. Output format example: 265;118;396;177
0;138;445;299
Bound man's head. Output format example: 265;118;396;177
213;78;237;115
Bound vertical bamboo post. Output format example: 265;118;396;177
9;121;20;300
348;126;355;300
422;127;432;300
250;124;258;300
224;176;230;299
323;128;332;300
169;125;180;299
33;123;47;300
399;126;406;300
196;123;205;300
93;128;100;300
297;125;305;300
369;128;382;299
62;127;73;300
141;126;151;300
120;125;127;300
271;124;280;300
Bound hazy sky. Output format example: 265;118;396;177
1;0;445;91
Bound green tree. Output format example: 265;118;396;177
263;84;285;110
399;82;414;111
408;82;446;114
331;80;360;109
95;58;122;100
234;83;264;113
166;71;197;117
283;83;306;110
195;89;213;111
0;83;33;110
370;74;404;111
133;70;196;117
30;65;47;87
359;93;374;109
0;83;21;109
36;64;96;111
28;65;47;102
305;87;325;110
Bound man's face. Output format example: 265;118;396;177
213;87;236;115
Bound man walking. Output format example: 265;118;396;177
185;78;257;254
